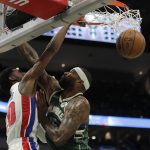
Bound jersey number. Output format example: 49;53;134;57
7;102;16;127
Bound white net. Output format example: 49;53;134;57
84;5;142;36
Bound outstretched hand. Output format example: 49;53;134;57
36;89;48;123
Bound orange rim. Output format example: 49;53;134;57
109;0;129;9
74;0;129;26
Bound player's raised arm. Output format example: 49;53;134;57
37;93;90;146
18;24;71;96
18;42;61;100
18;43;39;66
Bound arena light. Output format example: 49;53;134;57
1;101;150;129
0;101;7;113
89;115;150;129
44;25;117;43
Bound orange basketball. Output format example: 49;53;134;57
116;29;146;59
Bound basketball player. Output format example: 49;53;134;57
36;67;92;150
0;24;70;150
19;43;92;149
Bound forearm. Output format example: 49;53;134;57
26;24;70;79
18;43;39;66
41;117;68;146
45;24;70;52
38;24;71;69
19;25;70;95
41;117;61;145
19;43;49;77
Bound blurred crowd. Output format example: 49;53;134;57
88;80;150;118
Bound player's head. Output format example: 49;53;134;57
0;67;24;98
59;67;92;93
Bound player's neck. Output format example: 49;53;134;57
61;89;81;99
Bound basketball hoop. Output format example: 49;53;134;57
76;1;142;36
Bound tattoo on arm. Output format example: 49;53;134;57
42;97;90;146
61;98;89;132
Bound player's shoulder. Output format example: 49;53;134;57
74;94;89;102
70;95;90;109
10;82;20;92
66;95;90;120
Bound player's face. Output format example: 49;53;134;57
10;68;25;82
59;69;80;89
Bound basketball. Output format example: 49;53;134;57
116;29;146;59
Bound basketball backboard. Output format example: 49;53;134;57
0;0;114;53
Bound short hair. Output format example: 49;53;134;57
0;67;14;99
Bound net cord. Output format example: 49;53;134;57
81;4;142;34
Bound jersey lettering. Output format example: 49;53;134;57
9;0;29;6
7;101;16;127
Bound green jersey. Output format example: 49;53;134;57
46;91;91;150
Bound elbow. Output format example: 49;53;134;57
46;133;68;147
53;138;67;147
